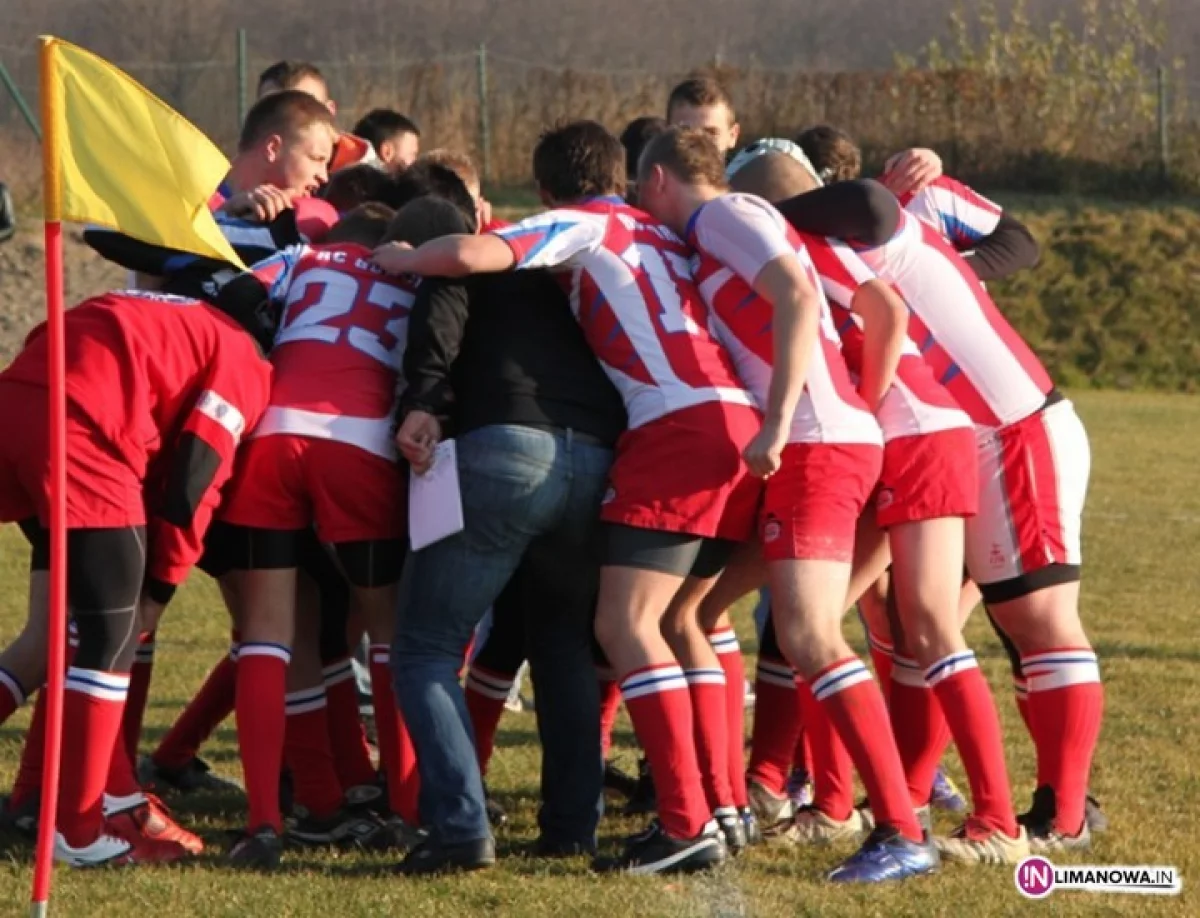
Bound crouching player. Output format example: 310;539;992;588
0;290;271;865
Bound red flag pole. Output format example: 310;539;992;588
31;38;67;918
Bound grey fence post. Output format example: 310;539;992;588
0;59;41;142
477;44;492;186
1157;65;1169;186
237;28;248;130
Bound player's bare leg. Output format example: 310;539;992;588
770;557;925;866
0;571;49;725
231;562;297;862
888;518;1025;864
594;564;723;869
985;582;1100;848
662;570;741;850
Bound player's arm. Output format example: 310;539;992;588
145;360;272;601
397;278;470;472
775;179;901;247
849;279;907;412
962;212;1040;281
373;234;516;277
750;256;820;476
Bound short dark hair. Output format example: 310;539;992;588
795;125;862;183
257;60;327;96
319;164;395;212
418;149;480;192
238;90;335;152
620;116;669;180
351;109;421;150
382;197;470;247
667;76;736;121
638;127;729;190
325;203;396;247
532;120;626;203
386;162;478;233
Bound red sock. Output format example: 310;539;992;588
11;689;47;808
235;644;289;833
685;668;733;812
12;641;76;808
285;688;344;819
866;631;895;709
370;645;419;824
464;664;515;775
0;666;28;726
621;663;710;839
747;654;800;796
792;724;811;774
1022;648;1104;836
58;668;130;848
1014;677;1034;734
707;629;748;808
889;655;951;807
322;657;377;789
598;674;622;759
107;632;156;798
927;651;1018;836
811;657;921;841
794;678;854;820
153;648;237;770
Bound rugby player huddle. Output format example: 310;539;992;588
0;62;1103;883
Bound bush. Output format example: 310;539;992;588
994;199;1200;391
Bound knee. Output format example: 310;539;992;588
72;609;138;672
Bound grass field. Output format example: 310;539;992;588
0;389;1196;916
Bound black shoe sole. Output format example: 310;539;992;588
596;838;726;875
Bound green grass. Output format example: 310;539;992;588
0;389;1197;915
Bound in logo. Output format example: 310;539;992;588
1015;856;1055;899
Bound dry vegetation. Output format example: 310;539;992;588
0;0;1197;193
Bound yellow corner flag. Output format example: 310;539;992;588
40;35;246;269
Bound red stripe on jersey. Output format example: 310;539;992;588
570;268;657;387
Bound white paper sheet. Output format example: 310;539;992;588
407;439;465;551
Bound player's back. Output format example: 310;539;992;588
3;289;270;471
853;210;1052;428
260;242;416;424
541;199;752;429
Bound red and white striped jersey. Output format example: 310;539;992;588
249;242;417;459
686;193;881;446
492;198;756;430
843;210;1053;429
802;233;973;441
898;176;1002;252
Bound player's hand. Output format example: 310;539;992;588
397;410;442;475
881;148;943;197
221;184;295;222
477;197;494;231
373;241;415;275
743;419;788;479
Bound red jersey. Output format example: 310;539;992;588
842;210;1053;429
1;290;272;584
248;242;417;459
687;193;881;447
897;176;1002;252
802;232;973;442
492;198;756;430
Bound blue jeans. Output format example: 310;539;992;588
392;425;613;846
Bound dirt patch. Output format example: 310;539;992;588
0;224;125;365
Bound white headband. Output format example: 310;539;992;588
726;137;825;188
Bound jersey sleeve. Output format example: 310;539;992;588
145;353;272;590
249;244;308;305
692;195;795;286
907;177;1003;250
804;235;878;310
294;198;339;242
491;210;607;270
